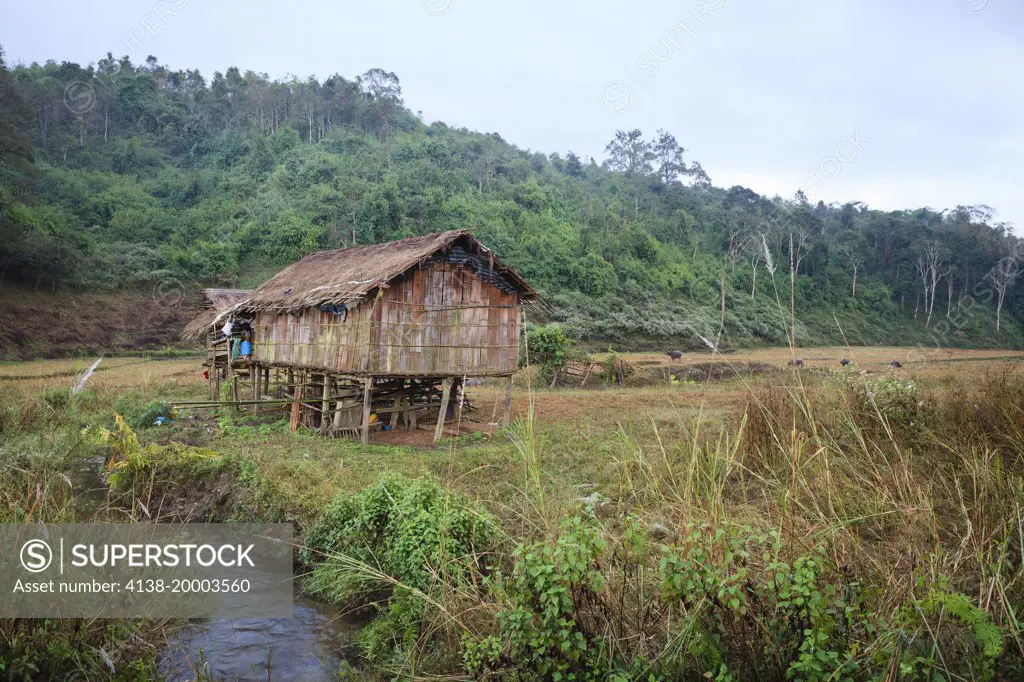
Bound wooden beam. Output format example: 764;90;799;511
502;374;514;427
361;377;373;445
434;378;453;444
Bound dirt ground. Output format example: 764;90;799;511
0;286;199;360
599;346;1024;373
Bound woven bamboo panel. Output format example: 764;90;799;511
251;260;520;376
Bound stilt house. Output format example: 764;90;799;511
207;230;539;442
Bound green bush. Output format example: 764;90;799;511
302;475;498;664
521;324;573;385
522;323;571;369
832;370;924;426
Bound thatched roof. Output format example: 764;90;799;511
181;288;251;341
238;230;540;314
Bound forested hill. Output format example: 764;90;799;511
1;50;1022;353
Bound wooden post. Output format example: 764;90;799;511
361;377;373;445
502;374;513;427
333;394;344;428
321;374;332;431
251;362;260;414
227;338;236;416
390;385;405;428
207;333;217;400
289;382;303;431
452;377;464;429
434;378;453;444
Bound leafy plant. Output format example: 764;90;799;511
302;475;498;664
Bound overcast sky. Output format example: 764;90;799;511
3;0;1022;228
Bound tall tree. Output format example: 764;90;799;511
836;231;867;298
913;240;950;328
0;45;36;185
651;129;687;184
604;129;652;217
989;240;1020;333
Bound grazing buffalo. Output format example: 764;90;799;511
840;358;852;367
889;360;903;368
665;350;683;361
787;357;805;368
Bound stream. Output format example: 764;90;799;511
158;590;363;681
71;457;365;681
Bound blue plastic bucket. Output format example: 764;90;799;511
240;341;252;357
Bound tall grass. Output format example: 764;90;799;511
307;368;1024;679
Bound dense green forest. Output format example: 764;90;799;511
1;48;1021;350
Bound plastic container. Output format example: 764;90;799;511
240;341;252;357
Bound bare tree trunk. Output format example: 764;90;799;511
718;268;726;346
789;233;796;348
947;277;954;318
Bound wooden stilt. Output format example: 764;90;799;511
227;339;237;416
502;374;513;427
434;378;453;444
321;374;332;431
452;377;464;429
390;382;405;428
333;394;344;428
361;377;373;445
207;333;217;400
289;380;302;431
252;362;260;414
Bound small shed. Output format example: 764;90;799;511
181;289;251;342
210;230;540;442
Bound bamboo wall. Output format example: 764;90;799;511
251;260;521;376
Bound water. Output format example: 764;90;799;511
159;590;364;681
70;458;365;680
70;456;110;519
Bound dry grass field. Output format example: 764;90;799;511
3;346;1024;679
